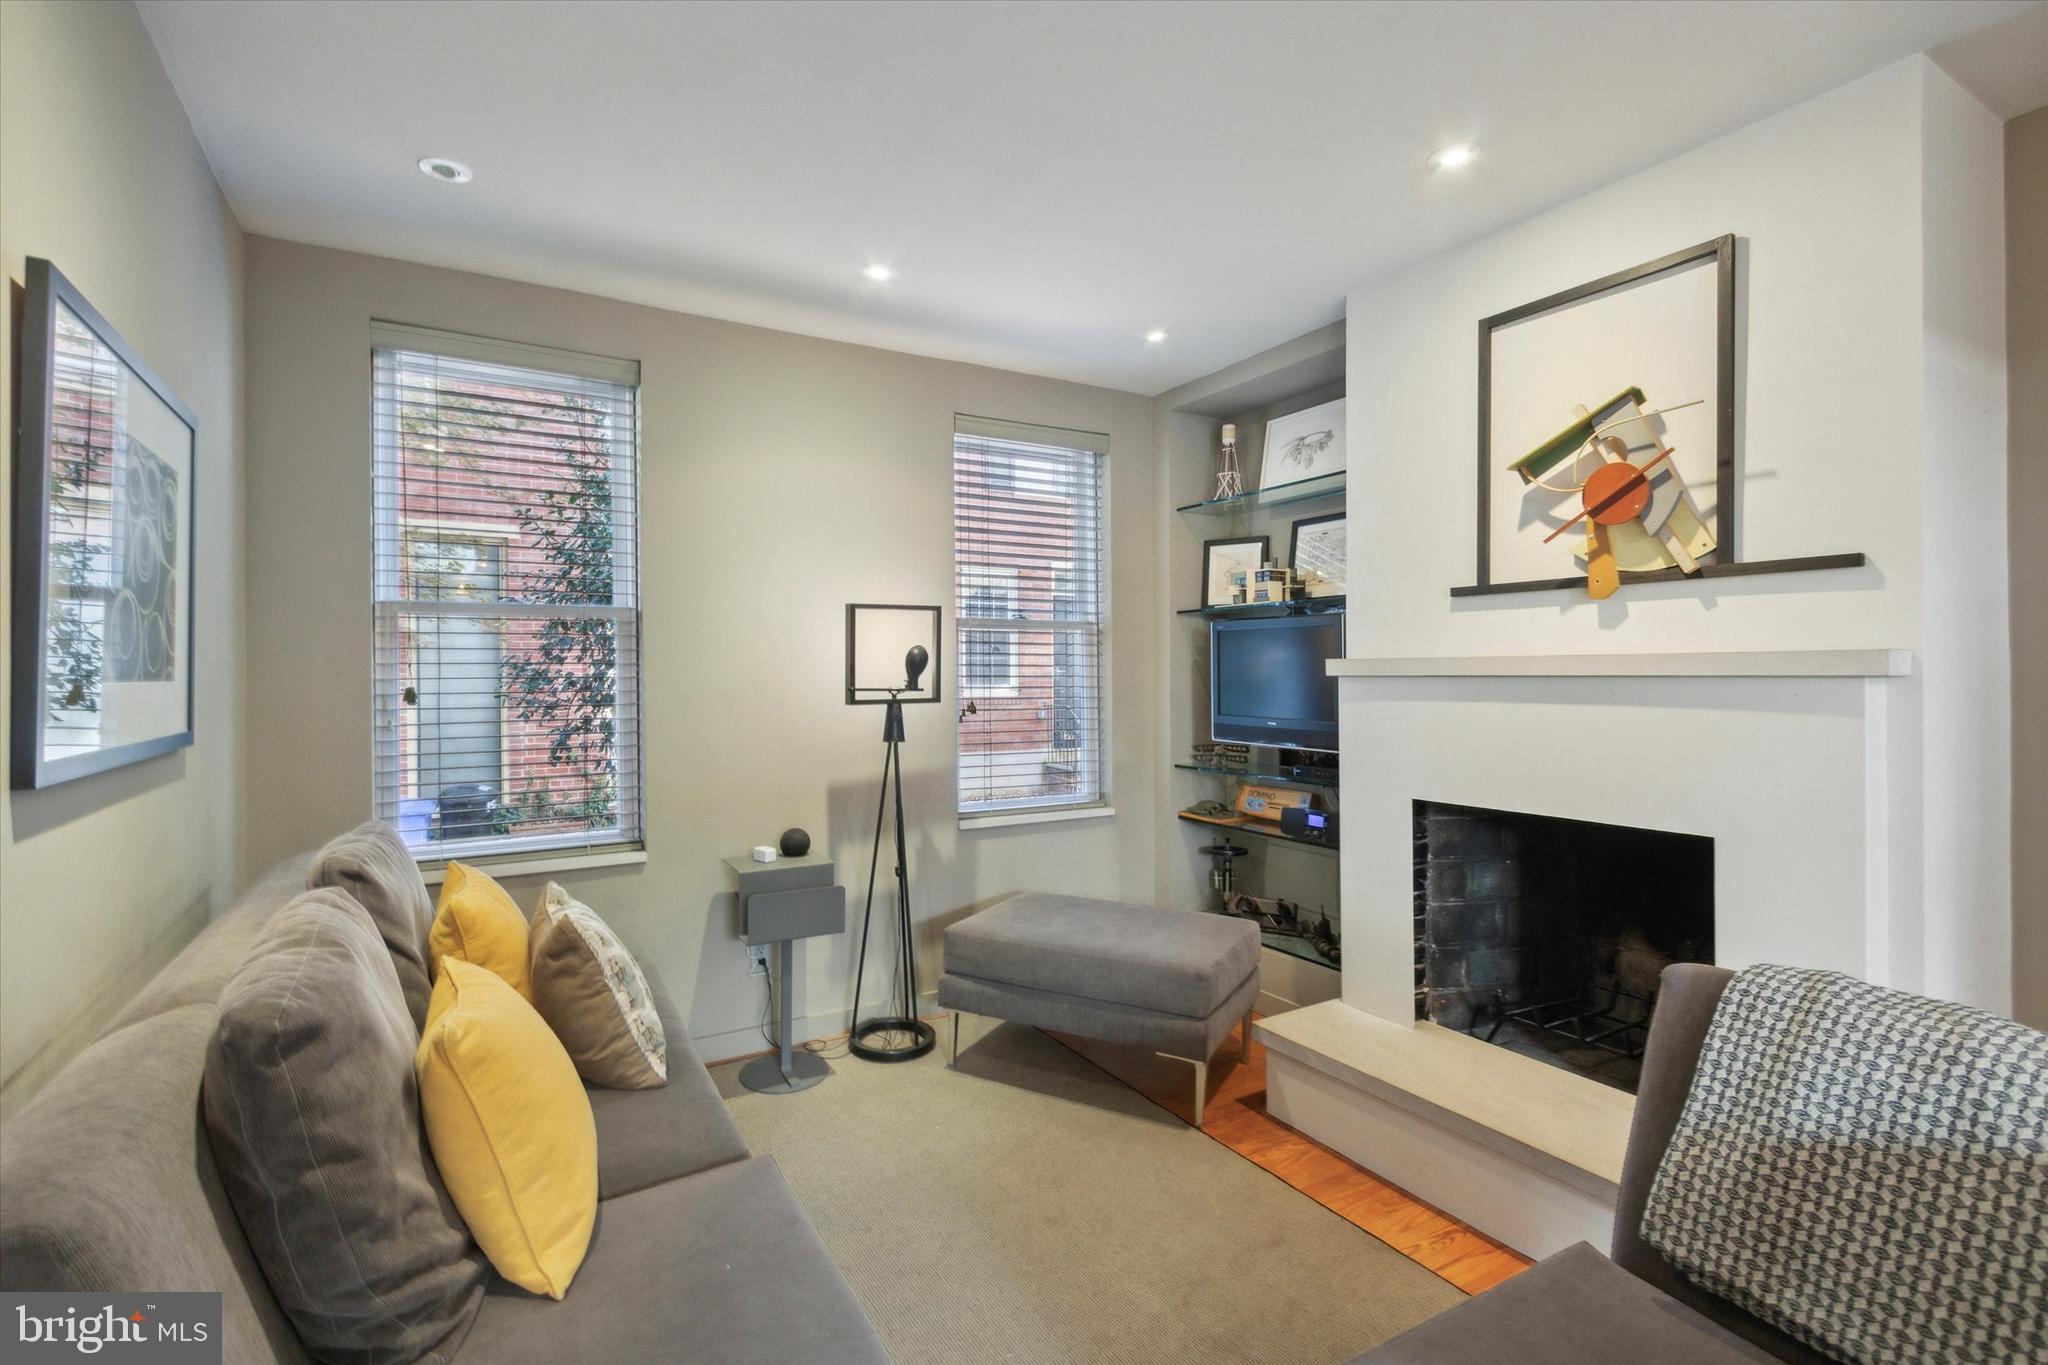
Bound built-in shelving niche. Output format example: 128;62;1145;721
1158;321;1346;1006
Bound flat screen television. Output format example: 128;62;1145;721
1209;613;1342;750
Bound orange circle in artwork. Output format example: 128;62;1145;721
1583;461;1651;525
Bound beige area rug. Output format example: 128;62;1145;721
712;1021;1463;1365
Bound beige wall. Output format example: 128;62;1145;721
241;238;1157;1057
0;0;246;1118
2010;105;2047;1031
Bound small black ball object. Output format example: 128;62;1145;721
779;827;811;857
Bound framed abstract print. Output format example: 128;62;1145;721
11;258;197;787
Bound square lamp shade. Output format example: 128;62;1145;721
844;603;941;706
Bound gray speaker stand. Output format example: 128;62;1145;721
723;852;846;1096
739;938;831;1094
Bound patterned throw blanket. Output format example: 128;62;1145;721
1640;965;2047;1365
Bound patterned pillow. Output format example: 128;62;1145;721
527;883;668;1089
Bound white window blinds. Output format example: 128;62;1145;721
371;324;642;863
953;416;1108;816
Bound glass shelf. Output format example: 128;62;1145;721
1174;763;1337;787
1260;930;1340;971
1175;470;1346;517
1176;594;1345;620
1176;810;1338;855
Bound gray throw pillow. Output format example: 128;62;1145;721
204;888;484;1365
308;819;435;1026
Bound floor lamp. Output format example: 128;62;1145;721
845;604;940;1061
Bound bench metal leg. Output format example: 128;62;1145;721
1157;1052;1209;1127
950;1011;963;1064
1241;1008;1254;1062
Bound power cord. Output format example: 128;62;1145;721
758;957;847;1059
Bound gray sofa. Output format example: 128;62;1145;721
1354;963;1826;1364
0;856;888;1365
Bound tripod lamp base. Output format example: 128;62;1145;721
848;1017;936;1062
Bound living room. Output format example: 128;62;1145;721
1;2;2043;1362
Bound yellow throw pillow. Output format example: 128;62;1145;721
417;958;597;1299
430;862;532;1000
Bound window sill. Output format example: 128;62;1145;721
958;806;1116;832
418;846;648;884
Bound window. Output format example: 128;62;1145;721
953;416;1108;817
371;324;642;863
960;568;1018;692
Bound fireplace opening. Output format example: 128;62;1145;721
1413;800;1713;1093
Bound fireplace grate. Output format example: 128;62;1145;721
1483;984;1654;1061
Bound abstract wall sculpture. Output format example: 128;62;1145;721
1459;234;1866;600
1509;388;1715;599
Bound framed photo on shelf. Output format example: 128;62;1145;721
1200;535;1268;608
12;258;197;789
1259;397;1346;492
1288;512;1346;594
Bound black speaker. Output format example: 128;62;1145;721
1279;807;1339;846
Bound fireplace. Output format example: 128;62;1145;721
1413;801;1713;1093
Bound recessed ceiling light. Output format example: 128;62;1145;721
1145;329;1169;344
862;263;895;282
418;156;473;184
1428;143;1478;171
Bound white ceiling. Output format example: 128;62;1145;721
139;0;2034;395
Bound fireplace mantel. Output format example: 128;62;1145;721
1327;648;1911;679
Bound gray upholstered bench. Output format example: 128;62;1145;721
937;892;1261;1125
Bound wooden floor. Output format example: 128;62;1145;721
1052;1015;1531;1296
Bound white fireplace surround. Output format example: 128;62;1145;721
1255;647;1936;1258
1336;649;1914;1023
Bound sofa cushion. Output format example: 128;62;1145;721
528;883;667;1090
204;888;485;1365
454;1156;887;1365
587;965;749;1198
417;959;598;1300
1;1003;314;1364
943;893;1259;1018
1348;1242;1781;1365
309;820;436;1026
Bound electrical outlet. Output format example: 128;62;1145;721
746;944;770;977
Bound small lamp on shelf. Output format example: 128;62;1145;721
1214;423;1242;501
